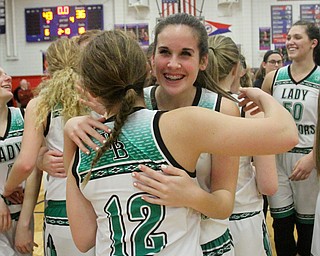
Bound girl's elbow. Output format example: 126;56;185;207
260;186;277;196
258;182;278;196
290;131;299;148
77;243;94;253
282;130;299;152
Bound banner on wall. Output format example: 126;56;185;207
114;23;149;48
259;27;271;50
274;44;291;66
300;4;320;28
205;20;231;36
271;5;292;44
0;0;5;34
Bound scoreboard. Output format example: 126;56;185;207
25;5;103;42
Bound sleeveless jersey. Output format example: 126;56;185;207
0;107;24;216
72;109;202;256
44;104;94;256
144;85;221;111
272;65;320;151
144;86;232;250
44;104;66;201
229;95;263;214
268;65;320;223
232;156;263;213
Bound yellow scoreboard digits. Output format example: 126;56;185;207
42;11;53;22
76;9;86;19
26;5;103;42
44;28;50;36
78;27;86;34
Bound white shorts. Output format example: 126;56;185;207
268;153;319;223
229;211;272;256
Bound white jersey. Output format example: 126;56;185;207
72;109;202;256
233;156;263;213
0;107;30;256
269;65;320;221
44;104;66;201
272;65;320;150
0;107;24;215
227;97;272;256
44;104;93;256
145;86;233;255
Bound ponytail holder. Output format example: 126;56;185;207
209;47;215;53
125;84;135;93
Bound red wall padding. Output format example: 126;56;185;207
11;75;44;106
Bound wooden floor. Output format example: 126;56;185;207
33;184;44;256
33;187;278;256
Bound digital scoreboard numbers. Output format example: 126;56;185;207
25;5;103;42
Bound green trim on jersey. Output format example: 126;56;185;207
270;203;295;219
229;210;260;221
76;111;167;183
44;200;69;226
201;229;233;256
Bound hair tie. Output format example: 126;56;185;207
124;84;135;93
209;47;215;53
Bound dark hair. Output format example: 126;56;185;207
79;30;147;181
154;13;208;63
291;20;320;65
153;13;233;100
240;54;252;87
263;50;282;62
254;50;282;82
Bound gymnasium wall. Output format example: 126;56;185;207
0;0;318;82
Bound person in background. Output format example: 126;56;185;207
253;49;284;219
253;50;283;89
207;35;276;255
311;94;320;256
262;20;320;256
3;38;93;256
64;29;298;256
145;42;157;87
0;66;41;255
13;79;33;108
36;29;103;178
239;54;253;88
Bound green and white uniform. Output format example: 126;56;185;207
145;86;234;256
43;104;94;256
0;107;29;256
229;156;272;256
268;65;320;223
72;108;202;256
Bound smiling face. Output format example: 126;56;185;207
286;25;317;62
152;24;207;97
0;67;13;103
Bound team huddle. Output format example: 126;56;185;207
0;12;320;256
